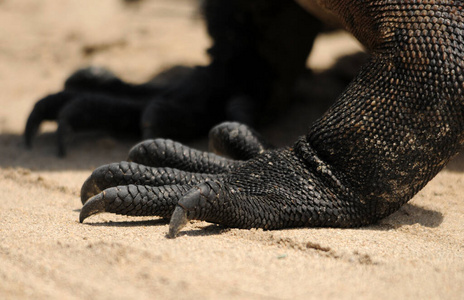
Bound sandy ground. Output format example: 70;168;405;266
0;0;463;299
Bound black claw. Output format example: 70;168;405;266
79;193;106;223
167;187;202;237
167;183;221;237
167;206;188;238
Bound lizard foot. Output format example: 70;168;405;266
80;122;369;238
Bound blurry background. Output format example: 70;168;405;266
0;0;365;167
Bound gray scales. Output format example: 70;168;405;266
25;0;464;237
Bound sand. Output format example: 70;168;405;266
0;0;463;299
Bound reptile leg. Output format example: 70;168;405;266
80;1;463;237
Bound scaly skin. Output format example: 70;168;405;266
78;0;464;237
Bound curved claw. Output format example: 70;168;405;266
167;187;202;238
167;182;221;238
168;206;189;238
79;193;106;223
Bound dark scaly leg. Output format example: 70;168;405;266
81;1;464;237
300;0;464;218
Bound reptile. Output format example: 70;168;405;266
28;0;464;237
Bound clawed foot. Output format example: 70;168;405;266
79;121;369;237
79;122;271;237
